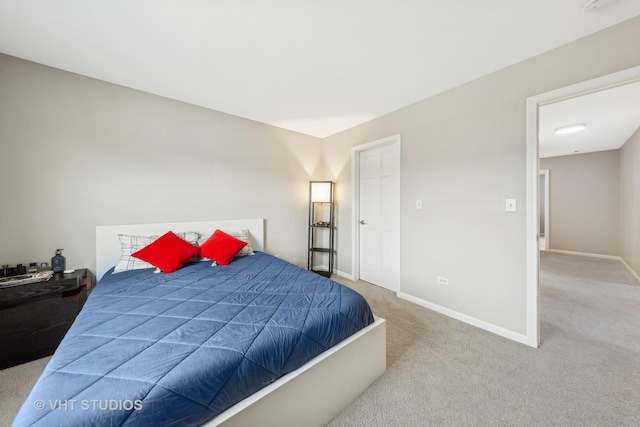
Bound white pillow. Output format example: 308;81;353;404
113;234;158;273
113;231;201;273
176;231;200;245
197;229;254;258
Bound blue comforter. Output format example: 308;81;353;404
13;252;374;426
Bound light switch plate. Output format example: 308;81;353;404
506;199;516;212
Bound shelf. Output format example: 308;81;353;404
308;181;335;276
310;269;331;278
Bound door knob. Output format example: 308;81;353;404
360;220;366;225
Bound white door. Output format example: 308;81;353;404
358;141;400;291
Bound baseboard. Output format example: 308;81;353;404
397;292;531;347
547;249;640;284
335;270;355;281
546;249;619;260
314;266;355;282
620;258;640;284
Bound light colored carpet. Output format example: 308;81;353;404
328;252;640;426
1;252;638;426
0;356;49;427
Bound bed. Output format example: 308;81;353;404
13;219;386;426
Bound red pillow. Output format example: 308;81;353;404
200;229;248;266
131;231;200;273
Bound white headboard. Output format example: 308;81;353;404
95;218;265;281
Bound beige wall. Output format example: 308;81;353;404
2;17;640;340
620;127;640;277
0;54;323;273
540;150;620;256
322;17;640;335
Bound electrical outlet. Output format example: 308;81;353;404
437;276;448;285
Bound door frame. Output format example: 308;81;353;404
525;65;640;348
351;134;401;289
539;169;549;251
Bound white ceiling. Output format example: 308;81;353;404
539;81;640;158
1;1;640;138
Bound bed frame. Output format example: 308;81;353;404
95;218;386;426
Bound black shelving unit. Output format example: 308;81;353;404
308;181;334;277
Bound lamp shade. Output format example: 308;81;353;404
310;181;333;203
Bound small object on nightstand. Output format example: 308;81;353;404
28;263;38;274
63;269;75;274
51;249;66;273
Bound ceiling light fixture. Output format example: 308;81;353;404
584;0;611;11
554;123;586;135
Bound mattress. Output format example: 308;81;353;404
13;252;374;426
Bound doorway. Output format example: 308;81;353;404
351;134;401;292
526;65;640;348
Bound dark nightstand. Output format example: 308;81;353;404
0;269;95;370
